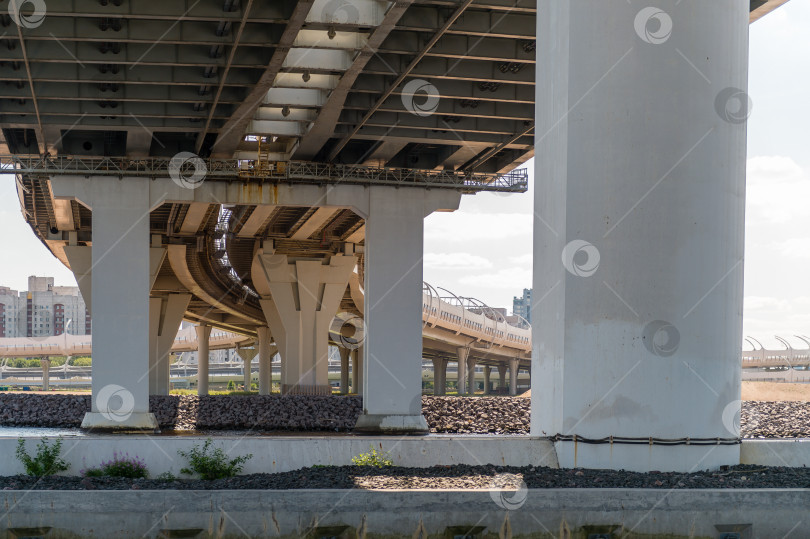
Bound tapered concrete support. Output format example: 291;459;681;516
431;358;447;396
456;347;468;396
508;358;519;397
63;246;92;314
257;327;273;395
483;366;491;395
253;250;355;395
351;348;362;394
41;359;50;391
50;176;158;431
149;293;191;395
533;1;748;471
339;347;351;394
498;365;507;393
236;347;258;391
195;325;211;396
355;188;459;434
467;357;476;396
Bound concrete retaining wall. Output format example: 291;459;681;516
741;439;810;467
7;436;558;476
1;489;806;537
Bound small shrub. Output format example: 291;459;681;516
351;446;393;468
178;438;252;480
15;437;70;477
82;468;105;478
156;471;177;481
227;380;236;390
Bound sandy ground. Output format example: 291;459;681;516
741;381;810;402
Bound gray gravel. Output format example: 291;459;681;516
0;395;808;438
0;464;806;490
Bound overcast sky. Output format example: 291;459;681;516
0;3;808;349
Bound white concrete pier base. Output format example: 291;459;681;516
354;188;459;434
533;1;748;471
195;324;211;396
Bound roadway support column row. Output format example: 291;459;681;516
351;347;363;394
237;346;258;391
149;293;190;395
508;358;519;397
339;347;351;394
533;0;748;471
467;356;476;396
257;327;273;395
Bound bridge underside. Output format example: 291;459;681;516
2;0;786;468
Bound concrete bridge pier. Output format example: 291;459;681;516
508;358;519;397
149;293;190;395
467;357;477;396
253;248;355;395
498;365;507;393
483;366;491;395
431;358;447;396
355;187;460;433
40;358;50;391
195;324;211;396
51;176;159;431
339;347;351;394
533;0;748;471
257;327;273;395
456;347;468;396
351;347;362;394
236;347;258;391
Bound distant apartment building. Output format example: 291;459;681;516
0;276;90;338
512;288;532;324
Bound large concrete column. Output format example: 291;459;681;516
456;347;468;396
149;293;191;395
195;324;211;396
236;347;258;391
253;248;355;395
483;366;491;395
355;187;459;433
431;358;447;396
41;358;50;391
257;327;273;395
534;1;748;471
339;347;351;394
508;358;519;397
51;176;158;431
